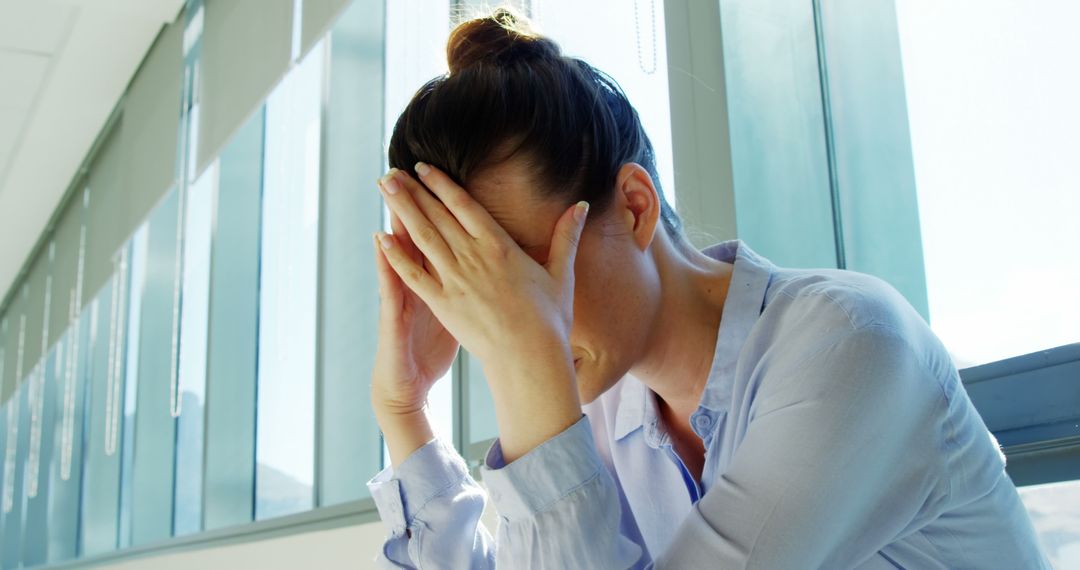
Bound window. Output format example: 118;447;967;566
203;108;264;531
7;1;1076;567
715;0;840;270
1018;480;1080;568
2;371;30;567
184;0;262;521
128;187;182;547
895;0;1080;368
892;1;1080;557
534;0;676;207
382;0;455;464
46;317;91;563
22;322;60;567
79;279;122;556
173;161;217;536
316;0;387;506
2;301;31;566
255;40;324;520
117;226;147;548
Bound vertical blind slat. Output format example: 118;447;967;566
196;0;293;176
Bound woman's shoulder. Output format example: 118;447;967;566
754;266;956;376
764;266;916;330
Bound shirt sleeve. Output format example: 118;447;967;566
366;435;496;569
480;415;645;569
479;324;952;569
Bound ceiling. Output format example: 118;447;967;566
0;0;185;309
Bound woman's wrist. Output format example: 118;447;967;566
484;352;581;464
374;403;437;470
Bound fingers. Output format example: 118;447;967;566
389;205;444;286
374;231;405;301
373;233;403;331
379;170;458;272
388;210;420;265
375;231;442;307
546;201;590;283
413;162;516;243
390;169;474;253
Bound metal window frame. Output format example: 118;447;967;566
662;0;738;249
961;343;1080;487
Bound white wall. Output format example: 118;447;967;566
102;485;501;569
103;521;387;570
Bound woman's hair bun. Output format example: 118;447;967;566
446;6;561;74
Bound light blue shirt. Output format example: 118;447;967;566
366;239;1051;569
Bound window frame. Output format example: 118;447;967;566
961;343;1080;487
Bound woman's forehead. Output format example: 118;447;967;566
466;160;562;251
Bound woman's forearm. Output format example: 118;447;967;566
484;348;582;464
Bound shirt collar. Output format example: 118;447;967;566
612;239;776;442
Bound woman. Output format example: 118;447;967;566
365;8;1049;569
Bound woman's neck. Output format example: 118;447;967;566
630;238;734;433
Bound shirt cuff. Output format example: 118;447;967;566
479;414;604;521
365;436;471;534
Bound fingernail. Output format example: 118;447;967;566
377;232;394;249
380;175;399;195
574;201;590;223
415;162;431;176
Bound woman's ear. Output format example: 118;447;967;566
615;163;661;252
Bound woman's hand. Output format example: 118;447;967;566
370;208;460;418
370;206;462;468
375;162;589;462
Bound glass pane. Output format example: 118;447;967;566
466;358;497;446
896;0;1080;367
816;0;929;319
318;1;389;505
0;405;4;553
46;321;90;563
130;188;181;546
204;109;263;531
117;229;146;550
79;283;122;557
255;41;323;520
715;0;838;268
1018;480;1080;568
173;161;216;536
382;0;454;465
2;380;29;567
21;342;59;566
383;0;450;142
0;319;6;525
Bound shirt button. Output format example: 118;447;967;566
693;413;713;431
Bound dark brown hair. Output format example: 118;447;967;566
387;6;688;248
